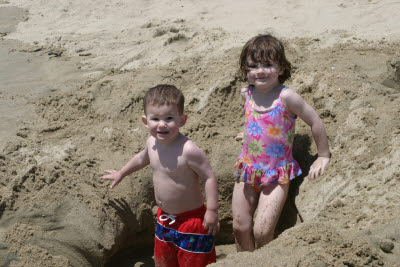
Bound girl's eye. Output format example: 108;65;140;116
152;118;159;121
167;117;173;120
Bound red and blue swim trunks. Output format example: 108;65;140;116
154;205;216;267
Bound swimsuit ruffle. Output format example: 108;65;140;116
233;159;302;187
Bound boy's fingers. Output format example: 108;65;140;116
203;222;212;234
110;181;118;189
320;165;326;176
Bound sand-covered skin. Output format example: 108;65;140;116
1;0;400;266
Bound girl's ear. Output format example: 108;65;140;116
141;115;149;128
278;67;284;76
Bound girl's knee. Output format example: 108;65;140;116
232;218;252;236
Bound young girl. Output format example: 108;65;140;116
232;34;330;251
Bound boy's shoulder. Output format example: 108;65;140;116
181;136;202;153
145;136;156;146
181;137;207;161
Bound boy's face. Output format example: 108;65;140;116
142;104;187;144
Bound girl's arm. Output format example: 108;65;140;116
101;141;150;189
235;86;249;141
240;86;249;103
282;89;331;180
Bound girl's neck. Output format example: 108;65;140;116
253;82;283;95
250;83;283;111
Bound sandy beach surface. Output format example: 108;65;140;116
1;0;400;266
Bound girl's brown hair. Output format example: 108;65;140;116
239;34;292;83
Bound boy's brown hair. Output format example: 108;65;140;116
143;84;185;114
239;34;292;83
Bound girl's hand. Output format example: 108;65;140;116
308;156;330;181
101;170;123;189
203;209;220;236
235;132;244;142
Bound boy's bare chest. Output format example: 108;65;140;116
148;149;192;177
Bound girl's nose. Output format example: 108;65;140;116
255;66;265;73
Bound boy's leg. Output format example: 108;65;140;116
253;183;289;249
232;181;259;252
177;245;216;267
154;236;179;267
154;207;179;267
175;206;216;267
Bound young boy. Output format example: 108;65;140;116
101;84;219;267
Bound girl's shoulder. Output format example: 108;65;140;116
280;87;297;98
280;87;307;116
280;87;303;104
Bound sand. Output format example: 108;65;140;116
1;0;400;266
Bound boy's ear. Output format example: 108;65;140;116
141;115;148;127
181;114;188;126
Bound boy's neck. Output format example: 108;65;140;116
155;132;184;147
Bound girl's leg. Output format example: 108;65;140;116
253;183;289;249
232;181;259;252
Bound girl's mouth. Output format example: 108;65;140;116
157;131;169;135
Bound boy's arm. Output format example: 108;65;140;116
102;142;150;189
185;142;219;235
283;89;331;180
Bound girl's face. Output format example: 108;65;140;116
246;60;283;91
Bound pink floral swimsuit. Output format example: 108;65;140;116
234;86;302;190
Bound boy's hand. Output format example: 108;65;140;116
235;132;244;142
203;209;220;236
308;156;330;181
101;170;123;189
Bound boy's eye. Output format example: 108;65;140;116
166;117;173;121
152;118;159;121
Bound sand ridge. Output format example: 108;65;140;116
1;0;400;266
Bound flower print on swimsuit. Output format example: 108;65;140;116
264;169;277;177
282;112;293;125
265;124;283;139
250;106;261;119
242;154;251;166
265;143;285;159
267;106;283;119
248;139;264;158
277;159;289;168
247;121;263;137
286;127;295;144
253;162;270;171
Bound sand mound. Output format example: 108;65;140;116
1;0;400;266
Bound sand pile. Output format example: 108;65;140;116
1;0;400;266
